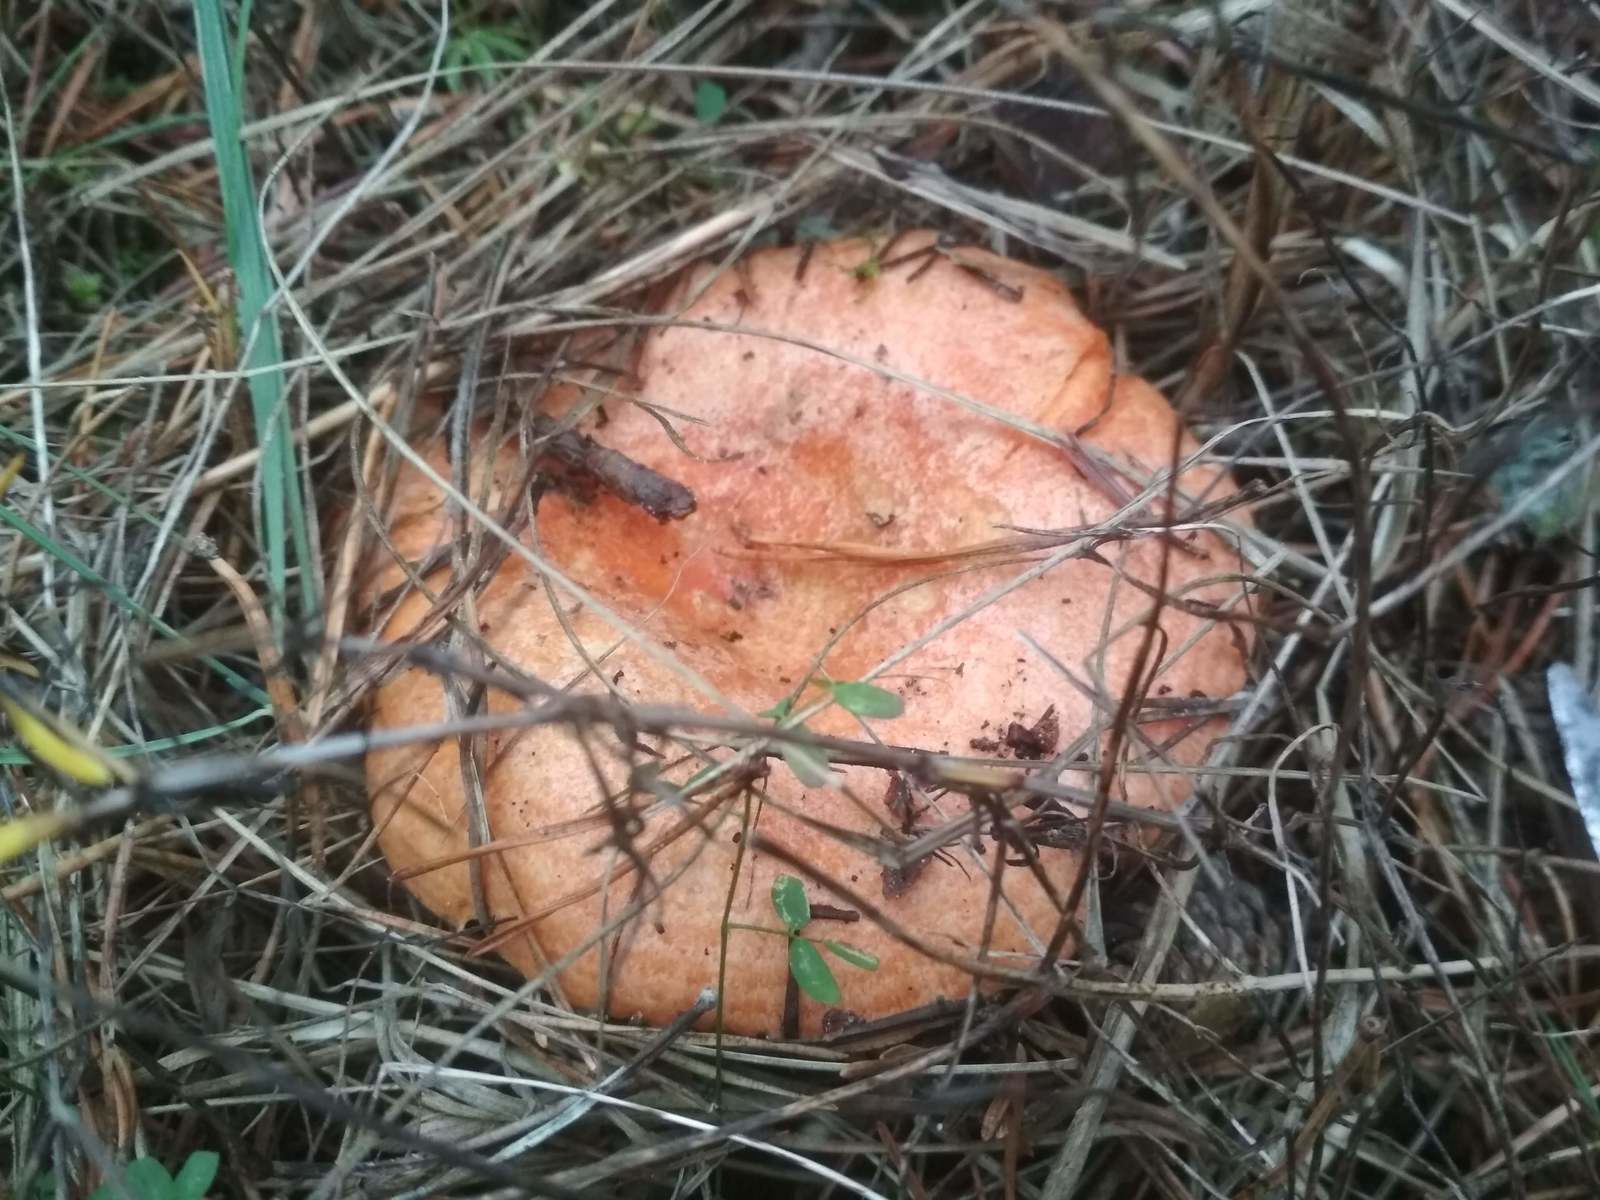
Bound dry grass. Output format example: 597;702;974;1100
3;1;1600;1196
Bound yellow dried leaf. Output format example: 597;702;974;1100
0;653;39;679
932;760;1023;791
0;694;133;788
0;812;72;865
0;453;22;501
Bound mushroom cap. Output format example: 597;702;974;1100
360;232;1251;1036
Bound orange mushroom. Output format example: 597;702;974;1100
358;232;1252;1036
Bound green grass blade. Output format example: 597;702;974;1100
0;426;156;520
0;707;272;768
191;0;315;632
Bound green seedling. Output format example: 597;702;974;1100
779;741;835;788
87;1151;219;1200
762;677;904;789
442;23;536;91
64;267;103;308
770;874;879;1005
851;254;881;281
823;679;904;719
758;697;793;721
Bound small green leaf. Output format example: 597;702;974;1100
1486;413;1588;541
65;268;103;308
758;697;793;721
771;874;811;931
442;24;532;90
128;1158;177;1200
90;1157;177;1200
477;27;533;59
694;80;728;124
442;44;469;86
174;1151;220;1200
823;940;881;971
795;214;840;241
788;938;842;1005
826;681;904;719
781;739;836;788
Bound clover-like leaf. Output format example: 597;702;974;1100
771;874;811;932
788;937;842;1005
825;680;904;719
781;740;836;788
174;1150;220;1200
89;1157;176;1200
823;940;881;971
758;697;793;722
694;80;728;124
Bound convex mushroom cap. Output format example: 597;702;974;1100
360;232;1252;1037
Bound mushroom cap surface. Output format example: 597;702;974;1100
360;233;1251;1036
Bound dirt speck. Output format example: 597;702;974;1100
1003;705;1059;760
727;577;776;611
883;772;915;832
882;854;930;899
822;1009;866;1037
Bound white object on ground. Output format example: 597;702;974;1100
1546;662;1600;858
